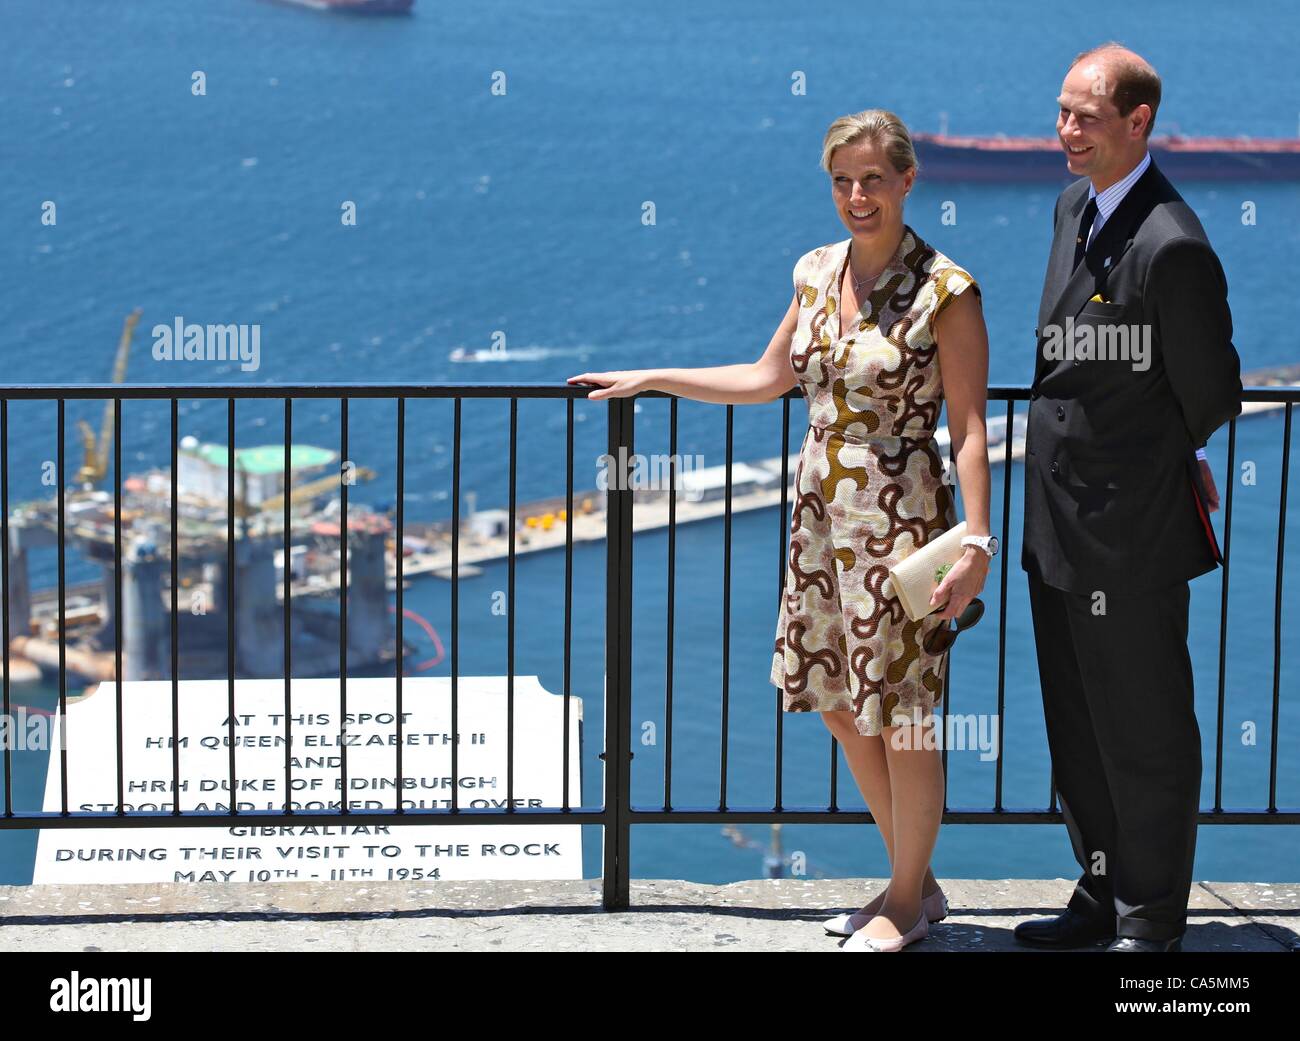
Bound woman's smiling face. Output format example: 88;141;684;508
830;137;914;241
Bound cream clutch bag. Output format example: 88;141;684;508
885;521;968;621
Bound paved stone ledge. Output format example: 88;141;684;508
0;878;1295;952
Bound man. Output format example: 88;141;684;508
1016;43;1242;952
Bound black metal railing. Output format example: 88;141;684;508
0;382;1295;911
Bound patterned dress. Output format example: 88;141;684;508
769;226;979;737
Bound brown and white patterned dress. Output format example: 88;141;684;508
769;226;979;737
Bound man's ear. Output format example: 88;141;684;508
1131;104;1153;139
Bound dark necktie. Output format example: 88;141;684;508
1073;196;1099;271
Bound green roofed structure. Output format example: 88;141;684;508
185;441;336;474
177;436;337;506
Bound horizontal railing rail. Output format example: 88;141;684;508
0;382;1294;910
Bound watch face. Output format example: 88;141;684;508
988;536;1000;555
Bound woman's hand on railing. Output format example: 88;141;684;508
566;370;653;400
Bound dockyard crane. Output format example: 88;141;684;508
237;465;378;518
75;308;142;487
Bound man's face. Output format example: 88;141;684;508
1056;60;1142;184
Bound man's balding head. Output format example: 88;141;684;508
1056;42;1161;189
1068;43;1161;138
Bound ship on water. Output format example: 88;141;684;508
912;131;1300;182
272;0;414;14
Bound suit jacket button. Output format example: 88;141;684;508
1049;461;1059;476
1056;406;1065;420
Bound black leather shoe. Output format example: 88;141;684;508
1107;935;1183;952
1013;907;1116;948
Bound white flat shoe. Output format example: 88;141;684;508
840;910;929;952
824;887;948;936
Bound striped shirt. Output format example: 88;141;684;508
1085;151;1151;249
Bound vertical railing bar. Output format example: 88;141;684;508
775;394;790;813
939;651;951;812
717;402;738;805
1;399;10;817
507;397;517;812
939;663;951;810
283;398;293;815
170;398;179;815
395;397;405;814
451;397;461;813
1214;417;1237;812
602;396;634;909
994;400;1013;812
828;735;839;812
226;398;237;815
562;396;574;812
57;399;68;815
1269;403;1291;813
339;396;349;814
939;431;954;811
664;396;677;811
719;404;733;811
113;397;123;815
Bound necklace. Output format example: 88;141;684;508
847;246;889;294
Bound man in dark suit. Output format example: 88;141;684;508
1014;43;1242;952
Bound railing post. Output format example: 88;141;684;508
602;395;635;910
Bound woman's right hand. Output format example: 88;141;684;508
566;370;654;400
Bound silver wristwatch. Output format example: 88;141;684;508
961;534;999;558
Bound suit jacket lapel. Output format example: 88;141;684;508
1034;185;1088;388
1038;190;1083;324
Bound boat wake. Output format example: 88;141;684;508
447;345;596;363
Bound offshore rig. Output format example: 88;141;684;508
5;311;417;690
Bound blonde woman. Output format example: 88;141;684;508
568;110;992;952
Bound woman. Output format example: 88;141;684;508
567;109;992;952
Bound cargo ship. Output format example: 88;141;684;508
912;132;1300;182
272;0;414;13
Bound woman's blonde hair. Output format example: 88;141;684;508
820;109;920;177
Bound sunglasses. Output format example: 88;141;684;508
922;597;985;654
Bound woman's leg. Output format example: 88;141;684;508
860;718;945;939
821;710;939;918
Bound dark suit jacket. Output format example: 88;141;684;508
1022;158;1243;595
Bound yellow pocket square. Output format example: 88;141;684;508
1089;293;1109;303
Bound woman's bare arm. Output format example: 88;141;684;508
937;289;991;536
928;287;992;619
566;293;800;404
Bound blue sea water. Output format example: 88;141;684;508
0;0;1296;886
